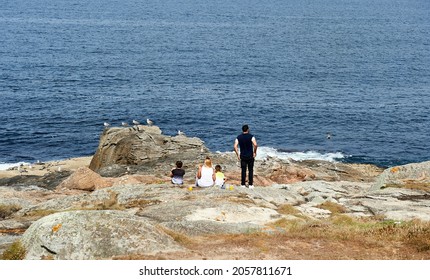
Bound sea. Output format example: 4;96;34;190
1;0;429;170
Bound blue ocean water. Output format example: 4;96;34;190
0;0;429;168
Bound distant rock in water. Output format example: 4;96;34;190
89;125;209;171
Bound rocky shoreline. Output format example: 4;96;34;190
1;125;429;259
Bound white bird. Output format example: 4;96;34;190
146;118;154;126
326;132;332;139
132;120;141;131
121;122;129;127
178;130;185;136
104;122;110;128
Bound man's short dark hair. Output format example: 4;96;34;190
242;124;249;132
176;161;183;168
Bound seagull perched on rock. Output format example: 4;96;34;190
178;130;185;136
132;120;140;131
146;118;154;126
104;122;110;128
121;122;129;127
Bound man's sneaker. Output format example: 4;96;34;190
248;185;254;189
240;185;246;188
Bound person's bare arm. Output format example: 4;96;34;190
234;139;240;160
252;137;258;158
196;165;202;179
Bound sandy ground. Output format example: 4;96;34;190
0;157;92;179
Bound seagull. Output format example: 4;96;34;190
178;130;185;136
326;132;332;140
146;118;154;126
132;120;141;131
104;122;110;128
121;122;129;127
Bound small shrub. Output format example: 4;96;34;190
1;240;26;260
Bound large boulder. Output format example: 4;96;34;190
370;161;430;192
56;167;114;191
20;210;185;260
89;125;209;171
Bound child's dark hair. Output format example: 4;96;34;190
176;161;183;168
215;165;222;172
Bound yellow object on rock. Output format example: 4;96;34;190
52;224;62;233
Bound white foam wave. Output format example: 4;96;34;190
0;162;31;171
256;147;345;162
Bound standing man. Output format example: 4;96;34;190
234;124;258;189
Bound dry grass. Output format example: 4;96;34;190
316;201;348;214
226;193;255;205
1;241;26;260
92;216;430;260
0;204;22;219
123;199;162;209
157;226;194;246
23;209;58;218
277;204;301;215
383;182;430;192
166;217;430;259
79;190;125;210
266;216;430;253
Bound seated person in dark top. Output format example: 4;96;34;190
170;161;185;185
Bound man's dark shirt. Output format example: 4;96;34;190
237;133;254;159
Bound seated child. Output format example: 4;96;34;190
214;165;227;189
170;161;185;185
